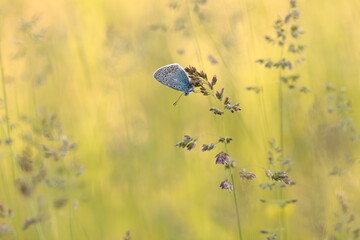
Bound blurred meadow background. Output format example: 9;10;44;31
1;0;360;239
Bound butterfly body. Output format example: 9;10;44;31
153;63;193;96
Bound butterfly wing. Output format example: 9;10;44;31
153;63;193;95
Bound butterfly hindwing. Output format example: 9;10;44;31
153;63;193;95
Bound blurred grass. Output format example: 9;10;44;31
1;0;360;239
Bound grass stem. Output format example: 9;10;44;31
230;167;243;240
225;143;243;240
0;36;17;179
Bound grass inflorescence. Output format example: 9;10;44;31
174;65;255;240
0;111;85;238
1;0;360;239
255;0;307;239
184;65;241;114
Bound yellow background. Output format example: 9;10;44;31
0;0;360;239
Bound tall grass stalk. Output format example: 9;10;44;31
212;94;243;240
0;37;17;180
225;143;243;240
211;77;243;240
278;32;286;240
185;0;204;68
256;1;306;239
0;40;10;138
175;65;253;240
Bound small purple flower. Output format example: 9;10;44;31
218;136;232;144
266;169;295;185
219;179;233;191
215;152;230;165
175;135;198;151
201;142;217;151
209;107;224;115
239;168;257;180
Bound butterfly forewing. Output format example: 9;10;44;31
153;63;193;95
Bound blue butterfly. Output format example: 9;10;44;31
153;63;194;96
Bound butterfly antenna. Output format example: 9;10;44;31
173;93;184;106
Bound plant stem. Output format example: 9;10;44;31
0;41;10;137
225;143;243;240
185;0;204;67
278;21;288;240
230;167;243;240
0;36;17;179
278;55;286;240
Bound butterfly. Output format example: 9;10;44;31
153;63;194;96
